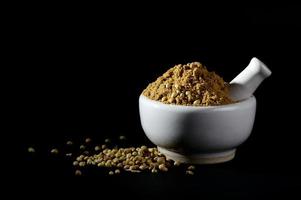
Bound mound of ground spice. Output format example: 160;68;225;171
142;62;233;106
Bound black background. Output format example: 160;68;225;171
9;5;300;199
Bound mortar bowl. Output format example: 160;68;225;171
139;95;256;164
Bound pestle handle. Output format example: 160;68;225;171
229;57;272;101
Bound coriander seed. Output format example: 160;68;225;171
85;137;92;143
75;170;82;176
79;162;86;167
50;148;59;154
28;147;35;153
158;164;168;172
94;146;101;151
119;135;126;140
187;165;195;170
186;170;194;175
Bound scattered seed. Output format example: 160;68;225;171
151;168;158;173
109;171;114;175
66;141;73;146
79;145;85;150
174;161;181;166
158;164;168;172
115;169;120;174
85;138;92;143
79;162;86;167
28;147;35;153
66;153;72;157
97;162;103;167
104;138;111;143
105;161;112;167
71;146;179;174
50;148;59;154
187;165;195;170
186;170;194;175
139;165;147;170
129;166;138;170
119;135;126;140
75;170;82;176
87;158;93;164
94;146;101;151
76;155;84;161
157;157;165;164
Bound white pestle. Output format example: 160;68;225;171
229;57;272;101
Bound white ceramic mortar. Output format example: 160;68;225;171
139;57;271;164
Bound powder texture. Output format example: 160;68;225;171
142;62;233;106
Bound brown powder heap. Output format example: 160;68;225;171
142;62;233;106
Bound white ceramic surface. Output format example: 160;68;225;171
229;57;272;101
139;95;257;164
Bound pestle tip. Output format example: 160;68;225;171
251;57;272;77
